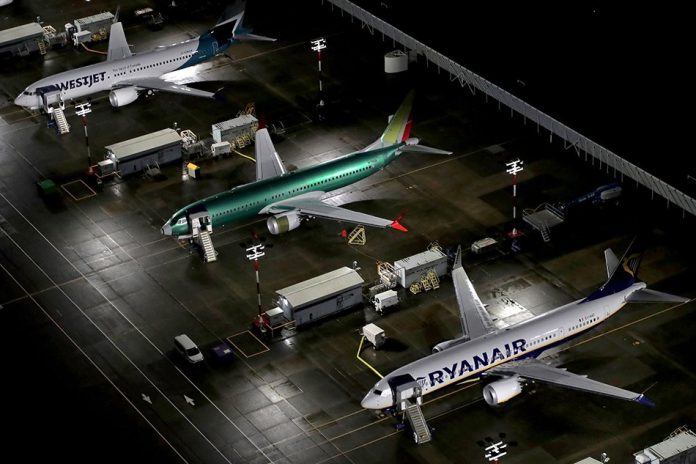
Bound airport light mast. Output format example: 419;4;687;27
506;158;524;240
75;102;92;170
310;37;326;120
244;232;272;331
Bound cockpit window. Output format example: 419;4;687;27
373;389;382;395
175;217;186;225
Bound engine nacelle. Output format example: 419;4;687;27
432;336;469;354
267;212;302;235
109;87;139;107
482;376;523;406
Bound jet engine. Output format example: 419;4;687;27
267;212;302;235
109;87;139;107
432;336;469;354
482;376;523;406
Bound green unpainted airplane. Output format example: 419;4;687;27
161;91;451;240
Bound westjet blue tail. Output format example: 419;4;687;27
201;1;275;45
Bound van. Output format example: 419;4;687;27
174;334;204;363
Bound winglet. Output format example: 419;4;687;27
636;394;655;407
390;214;408;232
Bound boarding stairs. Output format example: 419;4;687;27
198;230;217;263
52;107;70;135
405;402;432;444
190;212;217;263
389;374;431;445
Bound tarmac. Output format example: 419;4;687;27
1;2;696;463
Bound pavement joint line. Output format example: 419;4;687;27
0;260;191;464
226;330;270;358
0;190;271;464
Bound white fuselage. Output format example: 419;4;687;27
14;39;200;110
361;281;645;409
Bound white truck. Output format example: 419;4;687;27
371;289;399;314
471;237;498;254
362;323;385;349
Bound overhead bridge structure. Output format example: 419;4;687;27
322;0;696;218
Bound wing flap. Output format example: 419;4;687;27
452;246;496;340
255;129;287;181
264;194;404;230
114;78;217;99
489;359;653;405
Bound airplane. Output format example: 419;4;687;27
13;0;273;111
361;243;689;412
161;91;452;240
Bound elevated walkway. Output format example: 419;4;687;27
523;203;564;242
325;0;696;218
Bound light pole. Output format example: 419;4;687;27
75;102;92;171
310;37;326;120
505;158;524;239
244;232;272;330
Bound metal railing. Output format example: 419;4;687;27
323;0;696;217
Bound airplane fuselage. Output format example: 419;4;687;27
15;35;228;110
163;144;404;237
362;281;646;409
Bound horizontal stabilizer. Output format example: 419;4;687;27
234;32;276;42
636;394;656;407
397;144;452;155
627;288;689;304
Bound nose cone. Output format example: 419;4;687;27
361;391;387;410
14;94;26;107
161;221;172;236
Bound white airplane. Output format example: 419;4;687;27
361;244;689;411
13;0;273;111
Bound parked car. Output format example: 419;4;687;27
174;334;204;363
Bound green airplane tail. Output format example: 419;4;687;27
380;90;414;146
363;91;415;152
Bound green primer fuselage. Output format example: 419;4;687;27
168;143;404;236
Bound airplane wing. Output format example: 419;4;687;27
488;358;654;406
263;192;407;231
255;128;287;181
113;78;218;99
452;246;497;340
107;23;133;61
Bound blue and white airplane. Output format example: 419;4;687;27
361;245;689;410
13;0;273;110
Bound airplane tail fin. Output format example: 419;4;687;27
363;91;415;151
203;0;276;43
587;239;688;303
107;22;132;61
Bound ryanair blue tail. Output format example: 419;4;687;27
586;242;687;303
